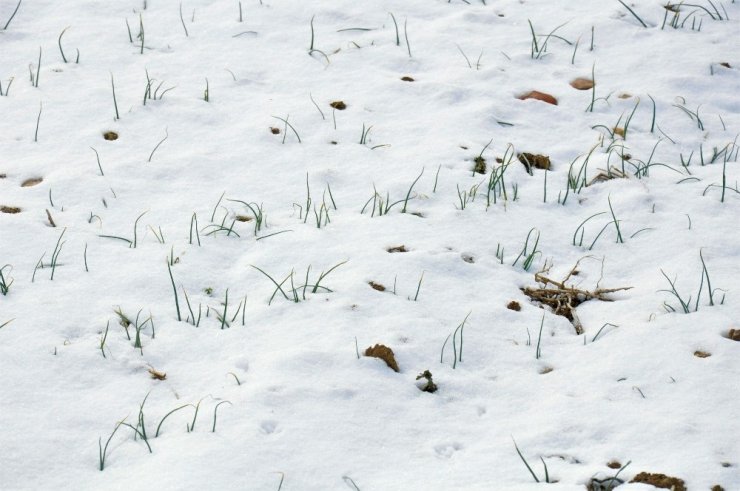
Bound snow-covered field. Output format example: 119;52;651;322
1;0;739;489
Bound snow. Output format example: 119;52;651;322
1;0;739;489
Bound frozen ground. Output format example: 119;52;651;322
1;0;739;489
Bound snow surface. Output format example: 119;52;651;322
1;0;739;489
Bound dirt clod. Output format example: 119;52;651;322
694;350;711;358
727;329;740;341
518;153;551;171
270;127;281;134
607;461;622;469
365;344;399;372
719;62;731;68
148;367;167;380
711;485;725;491
235;215;253;222
368;281;386;292
518;90;558;105
587;475;624;491
330;100;347;110
401;76;415;82
539;366;553;374
473;156;486;174
21;177;43;187
416;370;437;392
0;174;6;179
461;254;474;264
387;245;407;253
507;301;521;311
570;78;594;90
1;206;21;214
103;131;118;141
630;472;686;491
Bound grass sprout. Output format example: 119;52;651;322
98;419;126;471
512;438;551;483
2;0;22;30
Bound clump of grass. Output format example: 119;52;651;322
660;250;725;313
512;228;541;271
251;261;347;305
114;307;153;354
361;168;424;217
528;19;569;59
0;264;13;295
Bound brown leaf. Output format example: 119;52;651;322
518;90;558;105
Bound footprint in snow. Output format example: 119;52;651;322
260;421;279;435
434;443;462;459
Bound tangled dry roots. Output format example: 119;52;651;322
521;260;632;335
